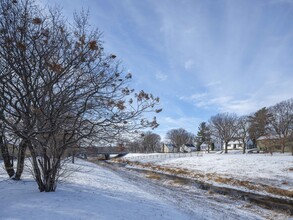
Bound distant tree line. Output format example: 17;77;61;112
196;98;293;155
127;131;161;153
0;0;161;192
127;128;194;153
127;98;293;156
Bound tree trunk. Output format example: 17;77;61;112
281;144;285;153
281;138;285;153
44;157;61;192
225;141;228;153
14;140;28;180
72;151;75;164
0;135;15;177
242;142;246;154
28;144;45;192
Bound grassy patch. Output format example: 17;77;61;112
145;172;161;180
264;186;293;198
87;157;104;163
117;158;293;198
171;178;187;185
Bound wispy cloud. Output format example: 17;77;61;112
184;59;195;70
156;116;201;139
42;0;293;135
180;93;207;102
155;71;168;81
269;0;293;5
205;81;222;87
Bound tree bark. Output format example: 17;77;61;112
242;142;246;154
281;138;285;153
14;140;28;180
28;144;45;192
225;141;228;153
72;152;75;164
0;135;15;177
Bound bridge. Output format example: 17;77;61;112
84;146;129;160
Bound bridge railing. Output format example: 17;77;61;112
93;146;128;154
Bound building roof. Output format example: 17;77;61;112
164;143;175;150
257;134;282;140
184;144;196;148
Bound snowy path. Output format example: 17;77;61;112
0;159;291;220
102;161;291;220
0;159;192;220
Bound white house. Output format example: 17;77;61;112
223;139;256;151
224;140;244;150
180;144;197;153
200;138;255;152
162;143;177;153
200;140;222;151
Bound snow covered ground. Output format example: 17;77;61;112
124;152;293;196
0;157;292;220
0;159;193;220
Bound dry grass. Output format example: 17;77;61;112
116;158;293;198
264;186;293;198
87;157;104;163
212;176;293;197
146;172;161;180
243;204;253;208
171;178;187;185
207;190;215;195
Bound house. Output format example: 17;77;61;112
223;139;244;150
162;143;177;153
199;138;256;152
200;139;222;151
200;143;209;151
256;135;292;152
246;139;255;150
180;144;197;153
222;139;258;151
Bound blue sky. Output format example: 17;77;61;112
41;0;293;139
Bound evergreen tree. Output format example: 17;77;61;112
248;107;272;147
195;122;211;151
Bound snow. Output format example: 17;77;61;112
1;156;292;220
0;159;193;220
124;152;293;193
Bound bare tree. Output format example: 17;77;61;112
0;0;160;191
127;138;142;153
141;132;161;153
269;99;293;154
237;116;249;154
209;113;238;153
166;128;193;152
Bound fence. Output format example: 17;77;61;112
126;152;203;160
